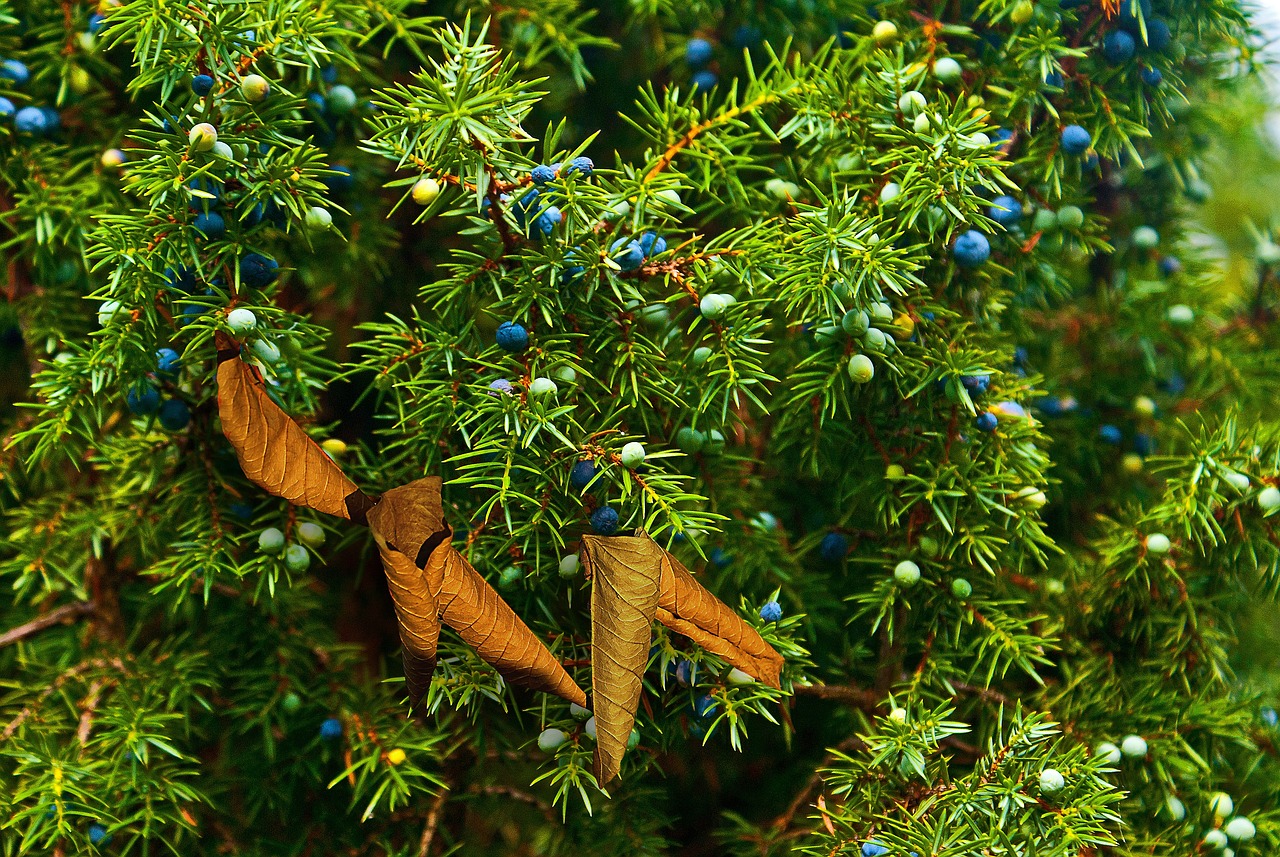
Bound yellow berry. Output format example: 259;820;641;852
387;748;406;766
872;20;898;45
321;438;348;455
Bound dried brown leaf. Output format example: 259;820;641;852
429;541;588;708
367;479;451;707
370;478;586;709
656;552;784;689
580;532;664;786
215;335;374;522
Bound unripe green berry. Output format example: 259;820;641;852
1032;208;1058;232
1259;486;1280;512
1209;792;1234;818
240;73;270;102
627;728;641;749
258;527;286;554
569;702;591;721
251;338;280;364
951;578;972;598
897;90;927;117
284;544;311;572
1132;226;1160;249
529;377;558;398
227;308;257;334
933;57;962;83
676;427;705;454
1224;816;1255;841
727;667;754;686
842;309;870;336
188;123;217;151
1120;734;1148;758
498;566;522;588
411;178;440;205
1039;768;1065;794
1165;795;1186;821
863;328;888;352
1056;205;1084;229
1145;533;1171;554
558;554;580;578
912;112;932;134
281;691;302;713
1010;0;1034;24
893;560;921;586
1096;741;1122;763
847;354;875;383
1167;304;1194;324
537;728;568;752
297;522;325;549
691;346;713;366
584;716;598;740
704;429;726;455
1203;829;1228;850
305;206;332;231
620;441;646;468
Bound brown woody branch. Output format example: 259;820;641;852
0;601;95;649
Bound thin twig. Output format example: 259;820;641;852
417;786;450;857
0;601;95;649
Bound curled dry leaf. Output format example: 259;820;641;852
369;478;586;709
582;531;786;785
366;479;449;707
656;552;784;689
581;532;664;786
215;334;375;522
216;355;585;710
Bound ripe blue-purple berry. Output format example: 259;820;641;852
988;195;1022;227
1144;18;1172;52
319;717;343;740
570;460;596;490
1099;424;1122;444
686;38;714;67
0;96;13;119
961;374;991;395
191;74;214;96
1061;124;1092;156
691;70;718;91
611;238;645;272
88;824;110;845
193;211;225;239
1140;66;1163;86
158;399;191;431
1103;30;1136;64
590;505;620;535
819;532;849;562
563;156;593;177
759;600;783;622
639;231;667;257
495;321;529;352
126;383;160;414
239;253;278;288
155;347;181;376
530;164;557;184
975;411;998;432
952;230;991;267
14;106;47;134
0;59;30;86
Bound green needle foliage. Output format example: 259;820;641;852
1;0;1278;853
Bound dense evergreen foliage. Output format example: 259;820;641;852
1;0;1278;854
